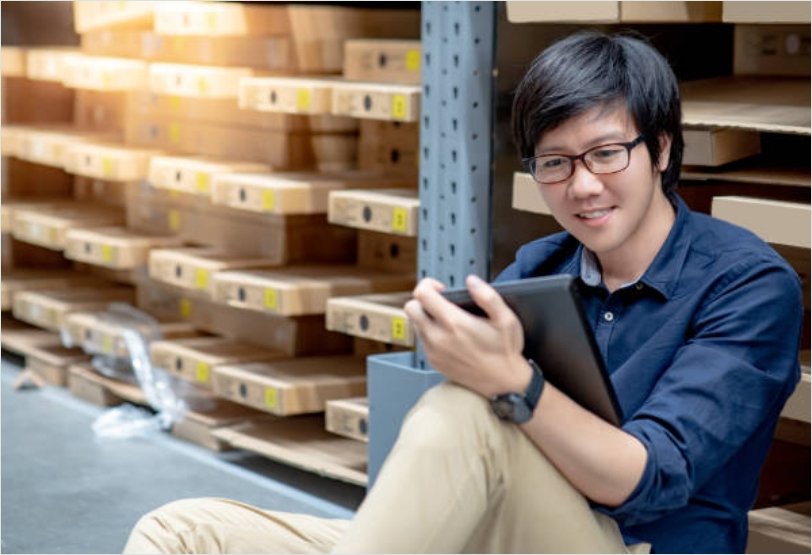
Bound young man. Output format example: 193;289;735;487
124;31;802;554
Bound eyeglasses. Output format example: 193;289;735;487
523;134;646;185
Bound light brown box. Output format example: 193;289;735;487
506;1;721;23
781;372;810;423
343;40;421;85
15;126;118;169
64;311;197;359
328;188;419;236
148;247;279;299
2;76;75;126
12;203;126;251
63;141;163;181
512;171;551;215
331;82;420;122
171;399;274;452
150;336;285;389
3;157;75;199
25;48;81;83
239;76;339;115
746;504;811;553
148;155;269;197
2;47;26;78
2;234;70;272
26;343;90;387
72;0;157;33
620;1;722;22
153;2;292;36
212;266;414;317
2;198;73;233
358;120;419;174
326;291;413;346
211;416;367;486
724;1;810;23
356;230;417;274
325;397;369;442
12;286;135;331
1;269;108;311
68;363;123;406
1;125;28;158
682;128;761;167
63;55;149;92
212;356;366;416
711;196;810;248
734;25;811;77
211;171;414;216
149;63;256;99
64;226;183;270
75;90;128;133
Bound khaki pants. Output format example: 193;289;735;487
124;383;647;554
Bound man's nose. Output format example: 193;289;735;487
567;161;604;199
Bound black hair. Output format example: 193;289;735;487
511;31;684;197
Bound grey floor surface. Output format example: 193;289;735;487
0;354;366;554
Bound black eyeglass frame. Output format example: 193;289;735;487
522;134;647;185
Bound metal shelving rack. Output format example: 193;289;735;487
367;1;496;485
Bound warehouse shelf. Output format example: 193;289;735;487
326;292;414;347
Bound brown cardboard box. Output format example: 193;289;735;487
328;188;418;235
734;25;811;77
74;90;128;133
25;343;89;387
358;120;419;174
64;226;182;270
12;286;135;331
67;362;147;407
15;126;118;169
682;128;761;167
343;40;421;85
25;47;81;83
511;172;551;215
63;54;149;92
724;1;810;23
148;247;279;300
782;372;810;424
150;336;285;389
506;1;722;23
153;2;292;36
1;269;108;311
746;504;811;553
331;82;420;122
63;141;163;181
148;62;256;99
212;356;366;416
212;265;414;317
239;76;340;115
2;199;74;233
211;171;414;216
356;230;417;274
171;399;274;452
2;47;26;78
2;235;70;272
2;157;74;199
73;0;157;33
12;203;126;251
325;397;369;442
149;155;270;197
711;196;810;248
326;291;413;346
2;77;74;125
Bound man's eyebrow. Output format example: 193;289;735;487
536;132;628;155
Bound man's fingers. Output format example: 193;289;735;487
466;274;515;325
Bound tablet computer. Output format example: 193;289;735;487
441;274;623;426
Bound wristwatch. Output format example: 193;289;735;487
490;358;545;424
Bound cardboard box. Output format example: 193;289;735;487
358;120;420;174
2;47;26;77
782;372;810;423
68;362;147;407
72;0;157;33
356;230;417;274
2;234;70;272
24;47;80;82
149;63;256;99
74;90;128;133
15;126;117;169
63;55;149;92
150;336;285;389
211;171;414;216
326;291;413;346
683;128;761;167
512;172;551;215
681;77;810;135
711;196;810;248
343;40;421;85
325;397;369;442
506;1;721;23
148;155;269;197
148;247;279;299
63;141;163;181
724;1;810;23
2;157;75;199
25;342;90;387
328;188;419;235
212;356;366;416
1;269;108;311
64;226;183;270
734;25;811;77
212;266;414;317
211;417;367;486
680;164;810;189
2;198;74;233
12;286;135;331
239;76;340;115
2;76;75;125
171;399;274;452
331;82;420;122
153;2;292;36
12;203;126;251
747;504;811;553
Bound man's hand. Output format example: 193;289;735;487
403;275;530;398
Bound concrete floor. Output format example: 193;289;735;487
0;354;365;554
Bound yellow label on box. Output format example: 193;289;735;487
405;49;421;72
169;122;181;144
264;387;278;410
206;12;218;31
392;207;408;233
195;173;210;194
101;157;114;177
391;316;407;341
194;269;209;289
391;94;408;121
169;190;180;199
179;298;192;319
101;244;114;263
49;228;60;244
197;76;208;95
261;190;275;212
169;96;182;111
195;362;210;383
101;334;114;355
168;210;181;231
101;71;113;88
263;288;278;310
296;88;311;111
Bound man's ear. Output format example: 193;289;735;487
657;134;672;172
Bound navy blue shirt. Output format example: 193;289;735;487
496;195;802;553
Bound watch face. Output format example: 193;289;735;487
491;393;532;423
492;396;515;420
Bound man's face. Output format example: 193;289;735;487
534;105;672;261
